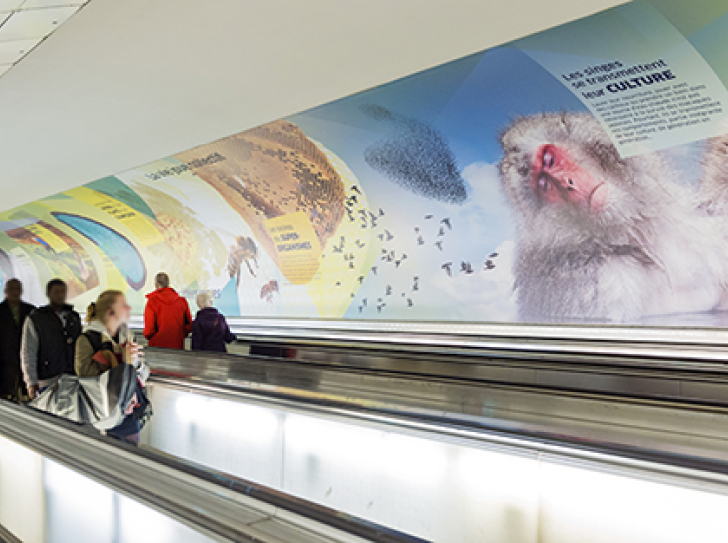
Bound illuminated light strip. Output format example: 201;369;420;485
150;376;728;495
150;380;728;542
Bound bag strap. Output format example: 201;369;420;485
83;330;104;353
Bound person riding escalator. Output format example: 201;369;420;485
75;290;148;443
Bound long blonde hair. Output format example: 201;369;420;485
86;290;123;324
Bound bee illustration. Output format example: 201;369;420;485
227;236;259;286
260;280;279;303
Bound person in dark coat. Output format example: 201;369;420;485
21;279;82;399
191;293;235;353
0;279;35;400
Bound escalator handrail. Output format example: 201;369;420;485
0;400;425;543
129;318;728;367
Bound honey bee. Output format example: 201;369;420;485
227;236;259;286
260;280;279;303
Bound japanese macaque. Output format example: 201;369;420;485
701;134;728;215
499;112;728;322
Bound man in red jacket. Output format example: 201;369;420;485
143;272;192;349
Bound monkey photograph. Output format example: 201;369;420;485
499;113;728;322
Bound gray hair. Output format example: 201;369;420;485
196;292;213;310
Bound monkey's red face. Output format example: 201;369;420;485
532;144;608;214
499;113;637;238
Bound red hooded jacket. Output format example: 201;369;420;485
143;287;192;349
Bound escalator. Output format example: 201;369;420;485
0;399;421;543
140;346;728;543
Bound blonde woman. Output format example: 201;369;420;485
75;290;147;442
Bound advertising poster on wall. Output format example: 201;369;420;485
1;0;728;327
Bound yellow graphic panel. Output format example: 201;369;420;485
265;212;322;285
24;223;67;253
63;187;164;247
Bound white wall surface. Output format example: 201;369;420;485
0;0;626;211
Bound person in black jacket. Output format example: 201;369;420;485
191;293;235;353
21;279;81;399
0;279;34;400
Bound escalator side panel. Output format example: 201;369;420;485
146;382;728;543
0;435;44;543
0;433;214;543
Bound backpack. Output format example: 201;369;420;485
83;331;152;428
31;334;152;431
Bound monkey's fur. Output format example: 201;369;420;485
499;113;728;322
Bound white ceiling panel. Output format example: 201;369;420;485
0;6;77;41
0;0;627;211
0;63;11;76
21;1;86;7
0;0;22;13
0;37;39;63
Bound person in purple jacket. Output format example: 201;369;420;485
191;293;235;353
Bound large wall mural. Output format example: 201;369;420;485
2;0;728;326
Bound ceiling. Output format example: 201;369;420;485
0;0;626;211
0;1;88;77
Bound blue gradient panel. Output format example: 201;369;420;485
52;213;147;291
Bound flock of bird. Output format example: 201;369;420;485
334;203;503;315
233;181;503;314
